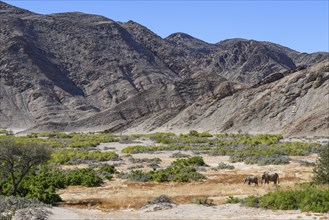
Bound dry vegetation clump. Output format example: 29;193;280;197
170;152;190;158
191;196;214;206
142;195;176;212
217;162;235;170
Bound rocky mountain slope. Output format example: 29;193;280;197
0;1;328;136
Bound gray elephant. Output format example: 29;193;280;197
244;175;258;186
261;172;279;184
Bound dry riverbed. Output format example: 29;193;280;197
47;139;327;219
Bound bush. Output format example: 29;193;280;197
25;186;62;205
313;144;329;184
128;157;162;164
170;152;190;158
256;155;290;166
189;130;199;137
146;195;174;205
241;195;259;208
51;149;119;164
16;166;65;204
171;156;206;167
124;170;151;182
217;162;235;170
225;196;240;204
191;197;214;206
259;190;300;210
97;164;116;174
242;186;329;213
65;168;103;187
118;166;205;183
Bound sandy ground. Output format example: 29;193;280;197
48;204;329;220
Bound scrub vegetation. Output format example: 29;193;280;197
0;131;327;215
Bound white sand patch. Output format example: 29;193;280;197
48;204;329;220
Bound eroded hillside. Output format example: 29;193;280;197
0;1;328;136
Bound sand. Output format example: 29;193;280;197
48;204;329;220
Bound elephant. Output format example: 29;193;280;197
261;172;279;184
244;175;258;186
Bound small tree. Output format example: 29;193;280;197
189;130;199;137
0;139;52;196
313;144;329;184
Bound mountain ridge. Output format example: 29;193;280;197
0;1;328;136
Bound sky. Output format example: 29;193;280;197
3;0;329;53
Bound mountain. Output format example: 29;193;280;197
0;1;328;136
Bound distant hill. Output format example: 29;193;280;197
0;1;328;136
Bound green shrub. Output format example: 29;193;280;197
118;166;205;183
225;196;240;204
1;166;65;204
124;170;151;182
23;132;119;148
171;156;206;167
189;130;199;137
299;187;329;212
255;155;290;166
65;168;103;187
0;130;8;134
25;186;62;205
241;195;259;208
242;186;329;213
122;145;211;154
313;144;329;184
97;164;116;174
51;149;119;164
259;190;301;210
198;132;213;137
104;175;113;181
128;157;162;164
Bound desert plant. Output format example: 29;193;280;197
241;195;259;208
225;195;240;204
170;152;190;158
313;144;329;184
189;130;199;137
171;156;206;167
51;149;119;164
124;170;150;182
242;186;329;213
118;166;205;183
191;196;214;206
0;140;52;196
65;168;103;187
146;195;174;205
217;162;235;170
97;164;116;174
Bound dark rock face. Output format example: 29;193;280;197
0;1;328;135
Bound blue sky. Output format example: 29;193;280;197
4;0;329;53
